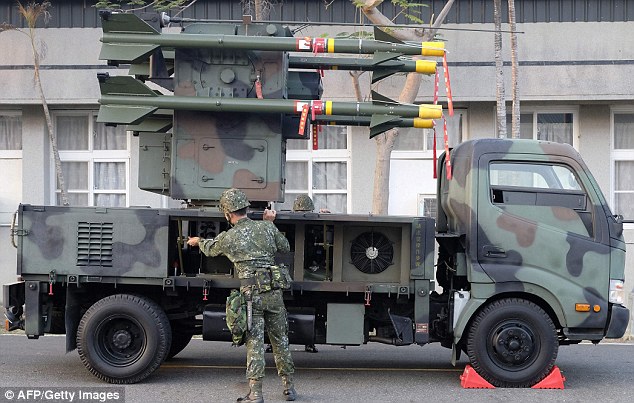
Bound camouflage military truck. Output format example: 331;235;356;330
3;11;630;388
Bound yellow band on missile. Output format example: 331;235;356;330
325;101;333;115
413;118;435;129
328;38;335;53
415;60;437;75
418;104;443;119
421;41;445;57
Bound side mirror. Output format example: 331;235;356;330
610;214;624;238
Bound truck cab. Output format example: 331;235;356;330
435;139;629;385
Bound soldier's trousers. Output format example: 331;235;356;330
245;289;295;380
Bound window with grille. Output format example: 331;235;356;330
53;112;129;207
280;125;349;213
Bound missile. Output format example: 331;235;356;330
99;12;445;64
289;54;437;83
127;52;436;86
313;115;434;138
96;74;442;129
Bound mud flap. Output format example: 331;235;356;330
389;311;414;344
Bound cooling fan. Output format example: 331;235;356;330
350;231;394;274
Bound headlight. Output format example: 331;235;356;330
609;279;625;304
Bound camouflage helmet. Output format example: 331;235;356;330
219;188;250;213
293;194;314;212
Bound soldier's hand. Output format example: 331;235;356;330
187;236;200;247
263;208;276;222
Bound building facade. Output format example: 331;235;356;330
1;0;633;334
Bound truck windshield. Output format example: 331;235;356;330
490;162;582;191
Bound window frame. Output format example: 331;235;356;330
0;110;23;159
502;106;580;149
51;110;130;207
282;126;351;213
417;194;437;218
610;106;634;225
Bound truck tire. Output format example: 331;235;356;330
76;294;172;384
166;331;194;359
466;298;558;387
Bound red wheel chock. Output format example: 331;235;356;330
460;365;495;388
531;366;566;389
459;365;565;389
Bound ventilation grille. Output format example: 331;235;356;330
350;231;394;274
77;222;113;267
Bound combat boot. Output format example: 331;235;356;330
237;379;264;403
281;375;296;401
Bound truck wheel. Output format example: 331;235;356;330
76;294;172;384
466;298;558;387
166;331;194;359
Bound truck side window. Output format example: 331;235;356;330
489;162;593;238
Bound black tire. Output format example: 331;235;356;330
466;298;558;387
166;331;194;359
76;294;172;384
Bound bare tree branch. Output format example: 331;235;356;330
355;0;455;215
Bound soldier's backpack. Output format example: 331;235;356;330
225;289;247;346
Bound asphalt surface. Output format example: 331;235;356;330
0;334;633;402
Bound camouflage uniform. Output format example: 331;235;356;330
198;188;295;401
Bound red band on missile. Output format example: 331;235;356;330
311;100;324;120
313;38;327;54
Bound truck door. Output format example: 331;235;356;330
476;154;611;331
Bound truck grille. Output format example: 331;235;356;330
77;222;114;266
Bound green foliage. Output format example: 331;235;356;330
353;0;429;25
390;0;428;24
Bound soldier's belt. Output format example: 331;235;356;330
240;265;291;292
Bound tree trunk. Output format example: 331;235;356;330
21;6;69;206
508;0;520;139
359;0;455;215
494;0;507;138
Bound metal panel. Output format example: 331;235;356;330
326;303;364;345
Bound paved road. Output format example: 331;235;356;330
1;334;633;402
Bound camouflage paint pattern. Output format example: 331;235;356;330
18;205;169;278
440;139;626;340
168;22;288;204
172;110;284;203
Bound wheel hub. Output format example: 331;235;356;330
112;329;133;349
493;325;534;364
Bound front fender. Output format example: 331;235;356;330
452;282;567;344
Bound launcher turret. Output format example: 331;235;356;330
96;11;445;204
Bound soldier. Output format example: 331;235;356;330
292;194;320;353
187;188;296;403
